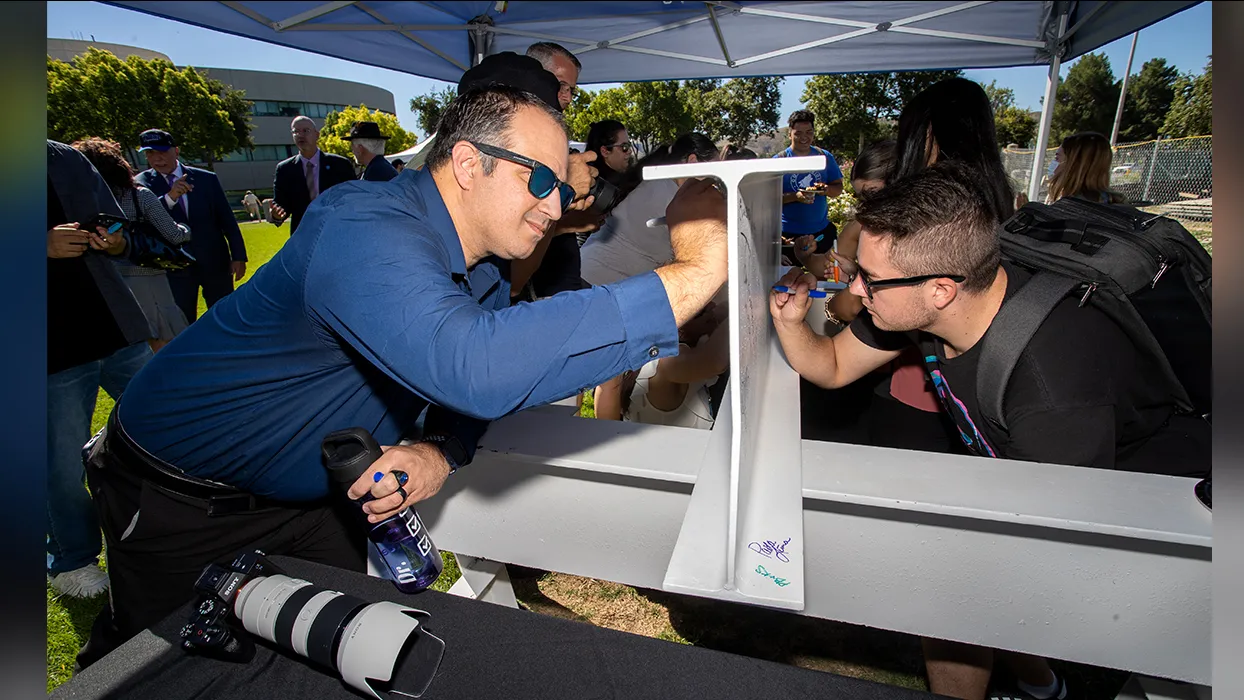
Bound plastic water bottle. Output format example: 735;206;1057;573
322;428;444;593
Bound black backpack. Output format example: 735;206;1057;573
978;197;1212;433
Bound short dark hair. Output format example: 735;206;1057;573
788;110;815;129
854;161;1000;293
72;137;136;192
425;85;564;174
526;42;582;73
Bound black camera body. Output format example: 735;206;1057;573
585;176;621;216
180;550;283;662
179;550;447;698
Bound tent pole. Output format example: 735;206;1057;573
1026;11;1070;203
1110;31;1140;147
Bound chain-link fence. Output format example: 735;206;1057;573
1002;135;1212;212
1002;135;1212;251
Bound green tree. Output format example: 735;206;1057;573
320;105;418;160
621;81;693;153
1161;55;1212;137
562;87;599;141
1118;58;1180;142
682;78;725;142
691;77;784;148
993;107;1038;148
206;76;255;155
408;86;456;137
47;48;248;167
982;80;1016;117
802;69;962;159
983;80;1038;147
1052;52;1120;142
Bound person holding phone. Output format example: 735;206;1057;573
774;110;844;259
46;140;154;599
135;129;248;323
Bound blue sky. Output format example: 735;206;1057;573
47;1;1212;139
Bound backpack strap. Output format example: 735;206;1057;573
976;272;1078;434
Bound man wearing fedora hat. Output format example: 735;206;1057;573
344;121;400;182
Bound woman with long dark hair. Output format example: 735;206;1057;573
582;132;723;418
74;137;191;352
893;76;1015;222
584;119;634;188
580;132;720;286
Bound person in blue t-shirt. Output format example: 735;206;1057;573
773;110;844;257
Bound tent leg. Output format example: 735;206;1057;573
1027;56;1062;202
1026;11;1070;203
1110;31;1140;147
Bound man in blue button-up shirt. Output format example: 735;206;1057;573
80;82;727;664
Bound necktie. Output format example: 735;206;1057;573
306;160;318;201
166;172;187;217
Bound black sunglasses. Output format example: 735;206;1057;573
469;141;575;210
849;271;966;299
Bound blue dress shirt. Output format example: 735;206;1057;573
117;167;679;501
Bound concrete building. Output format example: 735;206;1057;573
198;67;396;192
47;38;170;63
47;40;397;194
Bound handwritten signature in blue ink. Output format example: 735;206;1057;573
755;565;792;587
748;537;791;563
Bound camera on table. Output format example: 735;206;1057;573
181;550;279;661
181;550;446;699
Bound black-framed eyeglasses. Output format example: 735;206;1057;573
848;271;966;300
605;141;633;154
469;141;575;210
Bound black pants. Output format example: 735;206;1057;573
167;263;235;323
77;417;367;670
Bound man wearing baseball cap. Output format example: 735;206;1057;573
135;129;248;323
343;121;400;182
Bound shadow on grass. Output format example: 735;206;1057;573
638;587;928;690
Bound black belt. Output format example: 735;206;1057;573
103;411;285;516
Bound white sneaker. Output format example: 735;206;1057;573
48;564;110;598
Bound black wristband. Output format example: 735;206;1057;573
421;434;467;474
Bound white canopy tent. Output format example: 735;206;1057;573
99;4;1212;694
107;1;1200;196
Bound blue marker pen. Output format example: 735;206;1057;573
772;284;829;299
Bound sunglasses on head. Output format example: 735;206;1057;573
848;271;966;300
470;141;575;210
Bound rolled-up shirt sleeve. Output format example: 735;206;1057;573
305;229;680;422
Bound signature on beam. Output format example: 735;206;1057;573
755;565;792;587
748;537;791;563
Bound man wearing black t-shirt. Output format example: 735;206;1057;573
771;161;1207;475
770;161;1208;700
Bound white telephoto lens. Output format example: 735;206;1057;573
239;575;311;644
290;590;344;658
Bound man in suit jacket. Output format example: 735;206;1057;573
272;116;354;234
135;129;248;323
344;121;400;182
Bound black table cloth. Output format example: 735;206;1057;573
52;556;940;700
